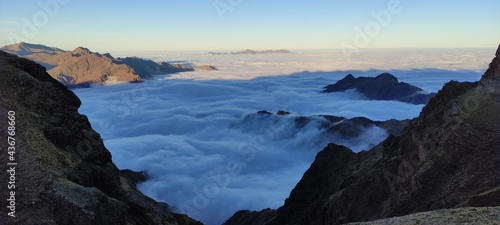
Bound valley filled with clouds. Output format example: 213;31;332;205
74;48;488;225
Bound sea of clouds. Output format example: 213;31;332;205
74;48;490;225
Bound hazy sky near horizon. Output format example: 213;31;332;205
0;0;499;53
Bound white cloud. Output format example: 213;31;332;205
74;49;484;225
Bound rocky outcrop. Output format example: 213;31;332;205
224;46;500;225
0;50;202;225
480;44;500;81
323;73;435;104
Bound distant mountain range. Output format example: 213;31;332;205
208;49;292;55
0;42;215;87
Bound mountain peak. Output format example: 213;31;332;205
377;72;399;83
481;45;500;81
344;74;355;80
71;46;92;55
0;42;63;56
323;73;434;104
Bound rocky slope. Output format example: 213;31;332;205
323;73;436;104
346;207;500;225
1;42;207;87
0;50;202;225
2;43;142;86
0;42;65;57
224;46;500;225
50;47;143;86
481;45;500;81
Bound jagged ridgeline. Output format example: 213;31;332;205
0;42;217;88
0;50;202;225
223;46;500;225
1;45;499;225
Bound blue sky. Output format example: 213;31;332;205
0;0;499;53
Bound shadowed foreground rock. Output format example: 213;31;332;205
0;50;202;225
224;46;500;225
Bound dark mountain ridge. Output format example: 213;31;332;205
224;45;500;225
0;50;202;225
249;110;410;138
323;73;436;104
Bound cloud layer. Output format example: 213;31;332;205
74;49;485;225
